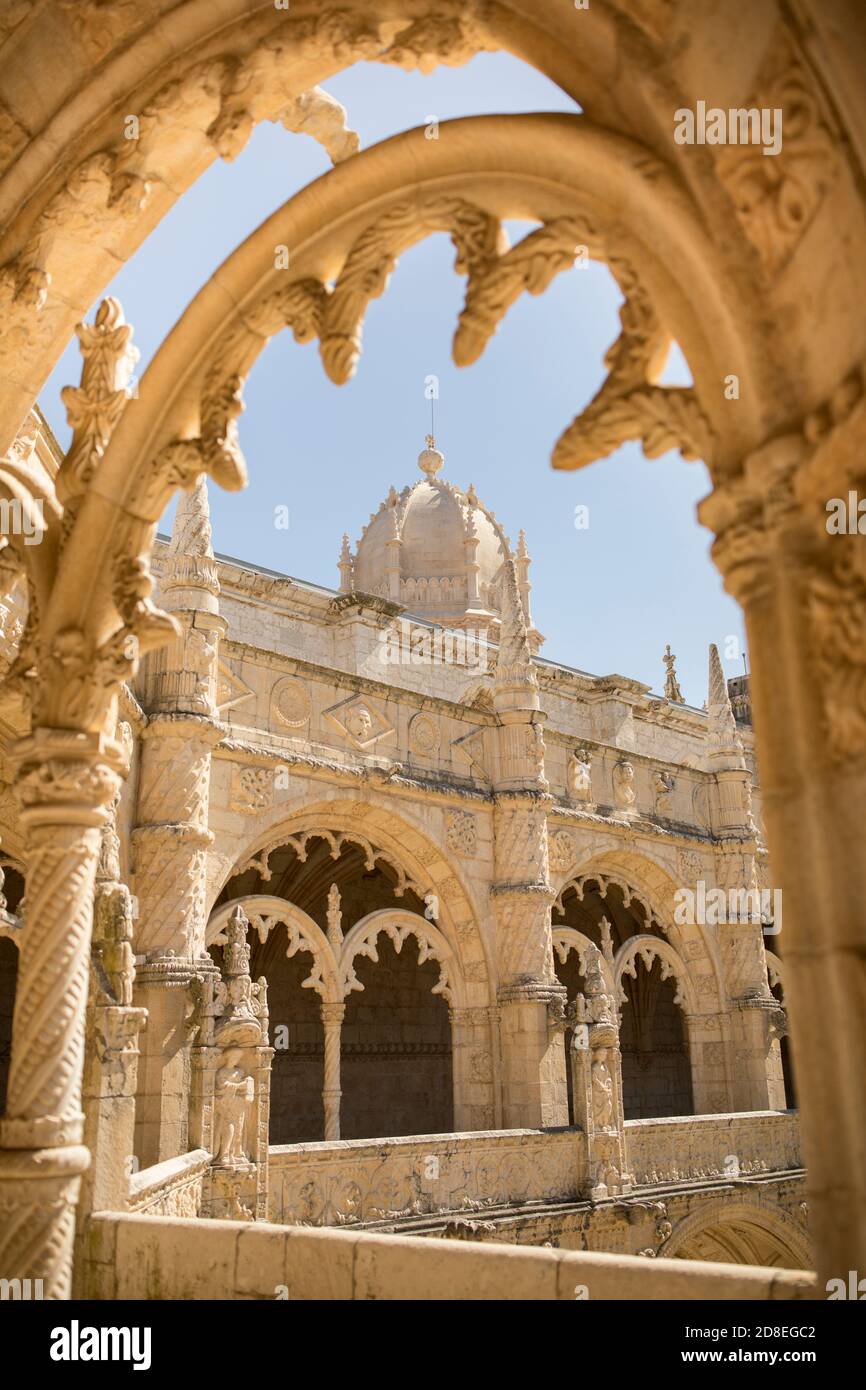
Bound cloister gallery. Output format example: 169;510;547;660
0;0;863;1304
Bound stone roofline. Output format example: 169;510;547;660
151;537;755;763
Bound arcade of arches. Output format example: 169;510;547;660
1;1;865;1300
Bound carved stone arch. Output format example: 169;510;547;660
567;846;726;1014
2;1;825;467
661;1197;813;1270
205;893;340;1002
551;925;615;997
615;933;699;1017
209;795;492;1004
39;106;781;709
341;907;463;1008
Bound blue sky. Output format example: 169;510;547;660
39;54;746;707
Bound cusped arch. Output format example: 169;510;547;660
206;893;340;1001
2;0;816;467
566;847;726;1013
210;795;492;1001
49;109;768;671
615;934;698;1017
552;925;615;997
341;907;462;1008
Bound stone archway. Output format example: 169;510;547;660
2;6;866;1293
663;1199;813;1270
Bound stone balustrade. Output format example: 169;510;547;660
128;1149;211;1218
625;1111;802;1188
268;1128;585;1226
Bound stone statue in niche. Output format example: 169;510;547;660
591;1050;615;1129
212;1047;254;1168
567;746;592;801
613;759;636;809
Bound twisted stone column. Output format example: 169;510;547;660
0;729;122;1299
321;1002;344;1141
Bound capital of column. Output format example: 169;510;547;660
12;727;125;828
140;712;224;746
320;1001;346;1025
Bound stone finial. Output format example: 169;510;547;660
326;883;343;951
707;643;745;762
663;643;684;703
418;434;444;479
494;557;537;693
169;474;214;559
338;533;353;592
517;529;530;561
162;473;220;609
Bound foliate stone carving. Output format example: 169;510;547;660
58;298;138;509
408;711;440;757
271;675;312;729
716;33;840;274
454;215;598;368
808;551;866;761
678;849;704;885
320;194;503;385
230;764;274;814
446;809;477;858
552;257;712;471
548;828;576;874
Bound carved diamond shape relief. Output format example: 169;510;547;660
324;694;394;750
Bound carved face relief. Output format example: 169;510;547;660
345;705;373;741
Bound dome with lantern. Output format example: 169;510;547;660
337;437;542;648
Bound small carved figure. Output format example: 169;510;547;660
652;769;675;814
326;882;343;950
345;705;374;742
591;1049;615;1129
613;759;636;808
567;746;592;801
212;1048;254;1167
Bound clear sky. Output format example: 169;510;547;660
38;53;746;707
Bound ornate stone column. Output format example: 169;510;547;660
189;907;271;1221
569;946;632;1200
132;477;225;1166
491;561;566;1128
320;1001;344;1141
700;412;866;1281
706;644;786;1111
0;728;123;1299
73;733;147;1294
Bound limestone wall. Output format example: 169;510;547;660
268;1128;584;1226
625;1111;802;1186
85;1212;816;1301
